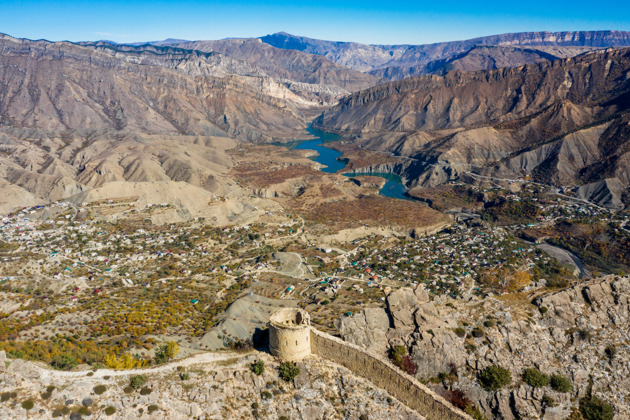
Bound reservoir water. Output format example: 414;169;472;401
281;126;414;200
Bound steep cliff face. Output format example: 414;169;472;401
315;48;630;201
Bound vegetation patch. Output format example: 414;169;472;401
522;368;549;388
477;365;512;391
93;385;107;395
278;362;300;382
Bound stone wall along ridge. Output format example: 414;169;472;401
310;328;473;420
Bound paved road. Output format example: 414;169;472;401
465;172;608;211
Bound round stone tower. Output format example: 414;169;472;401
269;308;311;361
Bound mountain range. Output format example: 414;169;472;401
1;30;630;210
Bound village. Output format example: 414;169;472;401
0;176;628;366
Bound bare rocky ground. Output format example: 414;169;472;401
0;350;422;420
338;275;630;419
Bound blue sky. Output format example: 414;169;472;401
2;0;629;45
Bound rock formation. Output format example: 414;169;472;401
337;275;630;419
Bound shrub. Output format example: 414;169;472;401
278;362;300;382
604;345;616;362
51;354;79;370
454;327;466;338
539;306;548;314
522;368;549;388
542;395;556;407
140;387;152;395
147;405;159;414
46;385;56;393
21;400;34;410
262;391;273;399
154;341;179;364
41;392;52;400
78;406;91;416
577;329;591;341
390;345;407;366
180;372;189;380
52;410;63;417
580;395;614;420
250;360;265;375
484;320;496;328
471;326;485;338
123;386;134;394
550;374;573;393
129;375;147;389
477;365;512;391
401;355;417;375
104;406;116;416
251;402;259;410
93;385;107;395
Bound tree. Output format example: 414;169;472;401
508;271;531;292
154;341;179;364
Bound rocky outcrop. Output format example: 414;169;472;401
533;275;630;329
0;351;424;420
337;276;630;419
335;307;391;354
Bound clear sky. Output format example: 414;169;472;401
1;0;629;45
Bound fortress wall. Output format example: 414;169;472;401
310;328;472;420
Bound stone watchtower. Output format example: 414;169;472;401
269;308;311;361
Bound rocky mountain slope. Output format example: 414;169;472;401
174;38;380;94
369;45;598;79
314;47;630;206
260;31;411;72
0;351;423;419
262;31;630;78
0;34;316;141
337;275;630;419
0;127;280;223
0;32;383;141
